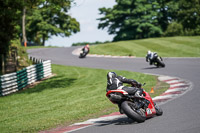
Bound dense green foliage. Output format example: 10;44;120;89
0;64;168;133
98;0;200;41
164;22;183;36
0;1;24;54
26;0;80;46
177;0;200;35
0;0;80;50
0;0;79;73
0;0;25;74
10;40;32;69
90;36;200;57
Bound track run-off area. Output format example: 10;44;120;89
28;47;200;133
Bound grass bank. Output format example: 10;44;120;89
0;64;168;133
90;36;200;57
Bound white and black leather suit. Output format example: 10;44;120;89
106;72;143;97
146;51;158;65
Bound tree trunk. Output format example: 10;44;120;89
22;6;27;47
42;34;45;46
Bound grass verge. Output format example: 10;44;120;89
0;64;169;133
90;36;200;57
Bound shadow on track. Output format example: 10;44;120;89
95;117;137;127
95;115;160;127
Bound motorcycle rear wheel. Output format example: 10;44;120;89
121;101;146;123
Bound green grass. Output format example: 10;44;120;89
0;64;169;133
90;36;200;57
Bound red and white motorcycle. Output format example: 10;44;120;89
106;83;163;123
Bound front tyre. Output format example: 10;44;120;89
157;58;165;67
121;101;146;123
154;103;163;116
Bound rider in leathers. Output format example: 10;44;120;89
106;72;149;113
146;50;158;65
106;72;143;98
82;44;90;55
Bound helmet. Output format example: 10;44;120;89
107;72;117;80
86;44;89;48
147;50;151;54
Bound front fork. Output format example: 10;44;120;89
134;99;150;111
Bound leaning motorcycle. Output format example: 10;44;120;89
79;48;89;58
106;83;163;123
153;56;165;67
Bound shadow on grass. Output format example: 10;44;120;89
18;76;77;94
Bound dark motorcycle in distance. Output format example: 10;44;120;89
106;83;163;123
153;55;165;67
79;47;89;58
147;53;165;68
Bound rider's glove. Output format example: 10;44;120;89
131;82;137;87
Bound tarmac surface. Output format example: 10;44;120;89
28;47;200;133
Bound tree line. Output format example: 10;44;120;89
0;0;80;74
98;0;200;41
72;41;111;46
0;0;80;54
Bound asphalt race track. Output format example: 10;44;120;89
28;47;200;133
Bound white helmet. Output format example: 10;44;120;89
107;72;117;80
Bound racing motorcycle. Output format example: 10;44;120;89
148;53;165;67
153;56;165;68
79;47;89;58
106;83;163;123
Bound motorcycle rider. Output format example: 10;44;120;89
106;72;143;98
106;72;149;112
82;44;90;55
146;50;158;65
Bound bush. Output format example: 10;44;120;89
164;22;183;36
10;40;32;71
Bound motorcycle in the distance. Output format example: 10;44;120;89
147;52;165;67
79;47;89;58
106;83;163;123
153;55;165;67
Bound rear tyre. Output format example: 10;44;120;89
121;101;146;123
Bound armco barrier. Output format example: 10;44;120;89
0;59;52;96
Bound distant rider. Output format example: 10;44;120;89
146;50;158;65
106;72;143;98
82;44;90;55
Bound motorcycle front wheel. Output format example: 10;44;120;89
121;101;146;123
156;58;165;67
154;103;163;116
79;53;86;58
